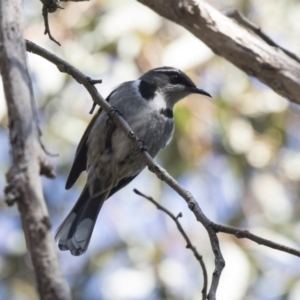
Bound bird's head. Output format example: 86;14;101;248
139;66;211;107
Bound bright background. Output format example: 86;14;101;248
1;0;300;299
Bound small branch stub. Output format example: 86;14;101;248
42;3;61;46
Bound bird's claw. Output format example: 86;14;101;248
109;106;122;117
138;139;148;152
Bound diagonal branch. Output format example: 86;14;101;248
25;40;300;300
137;0;300;105
0;2;70;300
225;8;300;64
213;223;300;257
133;189;208;300
25;39;224;300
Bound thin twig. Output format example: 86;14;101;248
133;189;208;300
213;223;300;257
60;0;89;2
225;8;300;64
39;0;62;13
42;4;61;46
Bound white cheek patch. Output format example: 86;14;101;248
150;91;167;111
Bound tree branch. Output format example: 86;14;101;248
39;0;62;13
60;0;89;2
25;39;224;300
0;2;70;299
42;4;61;46
213;223;300;257
39;0;88;12
137;0;300;105
225;8;300;64
25;40;300;299
39;0;88;46
133;189;208;300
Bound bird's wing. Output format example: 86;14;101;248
65;89;118;190
65;108;101;190
107;174;139;198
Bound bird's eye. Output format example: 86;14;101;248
170;75;180;84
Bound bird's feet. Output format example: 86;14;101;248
109;106;122;117
138;139;148;152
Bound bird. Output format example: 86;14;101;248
55;66;211;256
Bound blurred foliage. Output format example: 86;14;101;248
1;0;300;299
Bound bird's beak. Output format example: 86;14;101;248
189;87;212;98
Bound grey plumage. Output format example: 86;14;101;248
55;66;211;255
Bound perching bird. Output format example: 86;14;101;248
55;67;211;256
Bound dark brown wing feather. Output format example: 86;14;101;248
65;109;102;189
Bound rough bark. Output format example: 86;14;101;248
0;1;70;299
138;0;300;105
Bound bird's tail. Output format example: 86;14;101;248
55;186;107;256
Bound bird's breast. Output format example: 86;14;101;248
127;104;174;155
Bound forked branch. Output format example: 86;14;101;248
134;189;208;300
25;40;300;300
